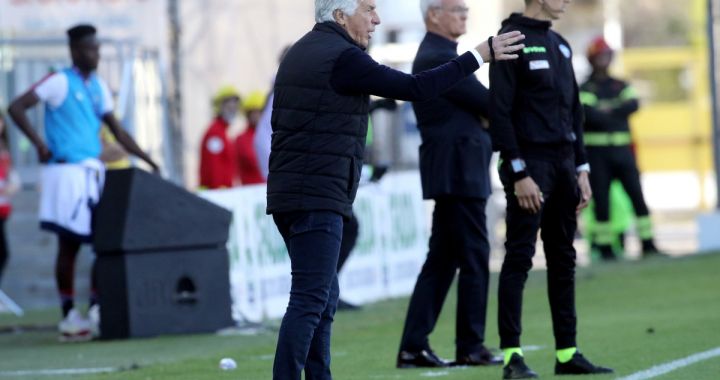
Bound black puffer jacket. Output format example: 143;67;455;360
267;22;369;218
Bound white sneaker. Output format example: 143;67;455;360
58;308;92;343
88;304;100;338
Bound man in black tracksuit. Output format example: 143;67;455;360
489;1;613;378
580;36;662;261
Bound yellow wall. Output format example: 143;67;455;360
621;48;712;171
620;45;713;207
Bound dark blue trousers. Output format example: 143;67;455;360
272;211;343;380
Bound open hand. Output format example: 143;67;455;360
476;31;525;62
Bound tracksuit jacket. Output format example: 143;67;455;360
489;13;588;168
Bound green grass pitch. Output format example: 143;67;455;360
1;252;719;379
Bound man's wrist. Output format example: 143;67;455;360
469;49;485;67
576;163;591;174
512;171;529;182
487;36;495;62
510;158;528;181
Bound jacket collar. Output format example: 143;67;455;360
503;12;552;31
213;116;230;129
424;32;459;50
313;22;366;51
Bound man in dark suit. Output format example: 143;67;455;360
396;0;502;369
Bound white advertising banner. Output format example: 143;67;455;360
373;172;429;298
197;188;260;322
337;184;390;306
200;171;429;322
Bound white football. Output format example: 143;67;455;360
219;357;237;371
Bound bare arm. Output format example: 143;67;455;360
103;113;159;172
99;131;129;163
7;91;51;162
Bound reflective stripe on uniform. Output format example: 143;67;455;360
580;91;598;106
620;85;639;101
582;84;637;108
637;216;654;240
584;131;632;146
594;222;615;245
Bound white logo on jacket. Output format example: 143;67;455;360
529;60;550;70
559;44;572;59
206;137;225;154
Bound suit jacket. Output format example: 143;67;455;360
412;32;493;200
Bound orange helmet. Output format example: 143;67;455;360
587;36;613;59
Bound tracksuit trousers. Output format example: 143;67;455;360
498;156;580;350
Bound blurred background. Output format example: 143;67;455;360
0;2;719;379
0;0;719;308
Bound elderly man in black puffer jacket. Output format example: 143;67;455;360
265;1;524;379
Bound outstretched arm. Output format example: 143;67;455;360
331;31;524;101
104;113;159;172
414;49;489;119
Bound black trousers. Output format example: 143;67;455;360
399;197;490;357
587;146;650;221
498;158;579;350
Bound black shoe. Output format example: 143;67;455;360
503;353;538;379
641;240;667;258
598;245;617;261
555;352;613;375
337;298;361;311
453;346;503;366
396;348;449;368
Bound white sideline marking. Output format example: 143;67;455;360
420;370;450;377
523;345;546;352
0;367;118;377
616;347;720;380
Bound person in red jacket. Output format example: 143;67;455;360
235;90;266;185
199;86;241;189
0;114;19;286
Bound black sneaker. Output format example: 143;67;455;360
503;353;538;379
396;348;449;368
598;245;617;261
555;352;613;375
641;240;667;258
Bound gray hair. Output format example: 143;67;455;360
420;0;442;17
315;0;359;23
